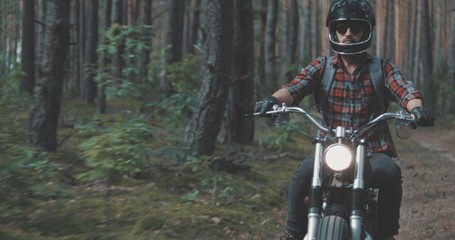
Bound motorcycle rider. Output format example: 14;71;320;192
254;0;435;240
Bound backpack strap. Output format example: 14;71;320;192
318;56;336;110
368;56;389;111
318;56;389;112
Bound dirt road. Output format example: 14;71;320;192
395;127;455;239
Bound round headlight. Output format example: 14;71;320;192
324;144;353;171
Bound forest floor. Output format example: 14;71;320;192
269;121;455;240
0;116;454;239
396;124;455;239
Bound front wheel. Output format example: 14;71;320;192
316;216;349;240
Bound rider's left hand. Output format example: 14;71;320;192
411;106;435;127
254;96;279;116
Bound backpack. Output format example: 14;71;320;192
318;56;393;112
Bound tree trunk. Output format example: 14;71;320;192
445;0;455;113
264;0;278;93
386;0;395;60
413;0;422;86
299;0;310;62
78;0;86;96
219;0;254;145
81;0;99;103
256;0;267;98
69;0;80;96
375;0;387;58
138;0;152;83
112;0;124;82
283;0;299;81
181;0;233;156
191;0;201;54
98;0;112;114
394;0;407;71
407;1;418;81
310;0;320;59
321;0;330;56
36;0;47;80
162;0;185;98
20;0;35;95
419;0;435;110
184;0;201;55
28;0;70;152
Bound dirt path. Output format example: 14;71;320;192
410;127;455;162
395;127;455;240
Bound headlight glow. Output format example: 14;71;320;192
324;144;353;171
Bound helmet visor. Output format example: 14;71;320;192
328;19;373;55
330;19;371;38
334;21;365;35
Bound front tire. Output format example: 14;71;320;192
316;216;349;240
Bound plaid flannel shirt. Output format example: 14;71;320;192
284;54;422;156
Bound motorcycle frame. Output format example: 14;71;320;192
305;130;367;240
248;105;416;240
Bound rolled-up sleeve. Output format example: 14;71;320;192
283;57;326;105
384;60;422;109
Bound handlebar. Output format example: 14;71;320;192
247;104;416;139
247;105;331;133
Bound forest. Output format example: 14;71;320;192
0;0;454;239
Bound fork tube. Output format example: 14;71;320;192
351;140;366;240
306;140;324;240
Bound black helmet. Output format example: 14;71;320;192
326;0;375;55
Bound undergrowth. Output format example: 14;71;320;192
0;94;311;239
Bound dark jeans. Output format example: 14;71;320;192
285;153;402;238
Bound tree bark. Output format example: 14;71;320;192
112;0;124;82
299;0;310;62
162;0;185;98
419;0;435;110
283;0;299;81
219;0;254;145
97;0;112;114
321;0;330;56
138;0;152;83
78;0;86;96
28;0;70;151
445;0;455;112
394;0;407;71
375;0;387;58
81;0;99;103
310;0;320;59
69;0;80;96
20;0;35;95
386;0;395;60
185;0;201;55
264;0;278;93
257;0;267;98
181;0;233;156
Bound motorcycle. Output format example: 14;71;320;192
248;104;417;240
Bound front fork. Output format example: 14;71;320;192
351;140;366;240
306;140;324;240
305;140;367;240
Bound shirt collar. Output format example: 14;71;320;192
332;53;373;68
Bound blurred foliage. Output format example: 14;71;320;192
96;24;154;103
180;155;235;206
257;114;311;151
0;65;60;217
0;138;58;217
145;54;201;150
165;53;201;94
76;117;155;185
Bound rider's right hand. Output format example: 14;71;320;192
411;106;435;127
254;96;279;116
